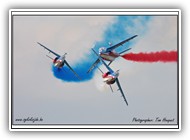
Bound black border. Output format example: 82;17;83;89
10;9;180;130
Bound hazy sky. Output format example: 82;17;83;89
12;12;178;125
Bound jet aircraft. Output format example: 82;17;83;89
87;35;138;73
37;42;81;80
91;48;128;106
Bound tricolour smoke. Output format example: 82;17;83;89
51;16;151;82
121;51;178;63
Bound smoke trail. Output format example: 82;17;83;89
94;71;110;92
52;51;98;82
51;16;151;82
121;51;177;63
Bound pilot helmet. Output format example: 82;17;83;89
99;47;106;53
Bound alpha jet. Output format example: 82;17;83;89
87;35;137;73
91;48;128;106
37;42;81;80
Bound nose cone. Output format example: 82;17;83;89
102;73;107;78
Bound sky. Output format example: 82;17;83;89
12;12;178;125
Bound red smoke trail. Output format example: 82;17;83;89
121;51;177;63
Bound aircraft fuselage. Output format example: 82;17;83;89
100;51;120;61
53;55;66;68
102;71;119;85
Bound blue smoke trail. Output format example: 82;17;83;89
52;50;98;82
52;16;151;82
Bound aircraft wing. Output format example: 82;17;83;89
119;48;131;55
64;60;81;80
37;42;60;57
87;58;100;73
106;35;138;52
92;49;114;73
115;78;128;106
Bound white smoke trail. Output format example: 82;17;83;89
93;70;110;92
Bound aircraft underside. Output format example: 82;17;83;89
103;77;116;85
54;61;64;68
100;53;119;61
